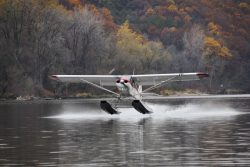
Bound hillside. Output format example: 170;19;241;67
62;0;250;90
0;0;249;98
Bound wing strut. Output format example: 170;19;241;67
142;76;178;93
80;79;120;97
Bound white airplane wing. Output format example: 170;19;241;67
51;72;208;86
50;75;123;86
131;72;209;86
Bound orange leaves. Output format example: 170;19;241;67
101;7;112;19
68;0;81;7
100;8;116;31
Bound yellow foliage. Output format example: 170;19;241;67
239;2;249;9
116;20;168;64
117;20;144;43
219;47;232;57
204;36;232;58
167;4;178;12
116;20;146;55
208;22;220;35
0;0;5;6
204;37;221;49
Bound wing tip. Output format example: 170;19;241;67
197;72;209;79
49;75;60;81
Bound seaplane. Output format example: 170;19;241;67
50;72;209;114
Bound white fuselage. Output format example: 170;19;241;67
115;77;141;100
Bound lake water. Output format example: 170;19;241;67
1;96;250;166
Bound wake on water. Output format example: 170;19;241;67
44;102;241;121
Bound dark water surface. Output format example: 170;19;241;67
1;97;250;166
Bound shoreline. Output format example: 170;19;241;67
1;94;250;105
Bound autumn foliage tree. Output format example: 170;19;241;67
1;0;250;97
0;0;114;97
115;20;170;74
203;36;232;89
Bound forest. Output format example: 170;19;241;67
0;0;249;98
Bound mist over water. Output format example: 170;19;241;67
148;102;240;119
44;101;241;122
